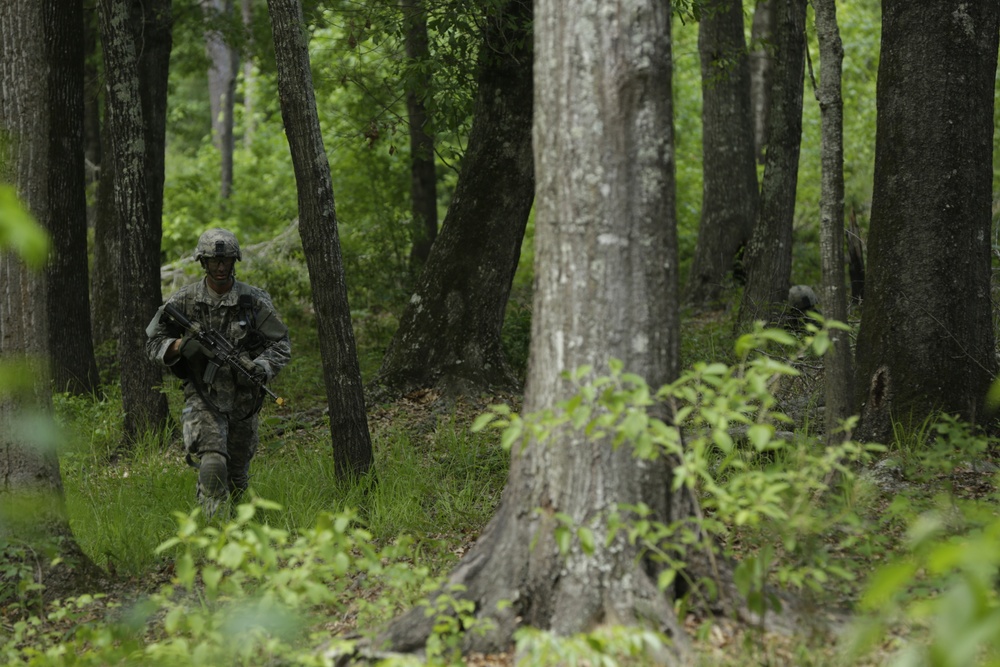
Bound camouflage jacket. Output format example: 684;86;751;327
146;278;292;413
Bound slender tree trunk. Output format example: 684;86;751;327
402;0;438;271
43;0;100;395
83;3;102;225
136;0;172;247
377;1;701;660
205;0;238;199
685;0;759;308
241;0;256;148
737;0;806;327
373;0;534;400
267;0;374;478
854;1;999;442
847;208;865;304
91;110;120;375
749;0;774;163
813;0;852;439
99;0;171;441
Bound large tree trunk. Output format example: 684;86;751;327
0;0;101;601
43;0;101;395
737;0;806;327
268;0;374;478
377;1;698;659
813;0;853;439
402;0;438;272
99;0;171;441
684;0;759;309
749;0;774;163
372;0;534;400
205;0;238;200
854;1;999;442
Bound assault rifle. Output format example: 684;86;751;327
163;302;284;406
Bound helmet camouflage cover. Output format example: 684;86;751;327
195;228;242;261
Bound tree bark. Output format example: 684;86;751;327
0;0;101;601
1;0;53;487
377;1;698;659
402;0;438;272
91;108;120;375
43;0;101;395
99;0;171;441
241;0;256;148
83;3;102;223
267;0;374;478
854;1;999;442
205;0;238;200
737;0;806;328
372;0;534;400
749;0;774;163
685;0;759;308
813;0;852;440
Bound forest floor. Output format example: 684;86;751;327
6;315;1000;665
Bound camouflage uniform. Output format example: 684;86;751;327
146;229;291;516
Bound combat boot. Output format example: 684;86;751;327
197;452;229;519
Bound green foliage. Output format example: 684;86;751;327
846;417;1000;665
162;117;299;261
0;184;48;267
0;527;61;617
514;625;672;667
417;584;495;664
848;502;1000;665
1;499;444;666
475;321;881;622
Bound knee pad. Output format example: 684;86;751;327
197;452;229;518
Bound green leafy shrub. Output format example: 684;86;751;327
1;498;448;666
475;321;880;622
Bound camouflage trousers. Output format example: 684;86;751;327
181;390;260;515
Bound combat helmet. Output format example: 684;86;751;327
195;228;242;262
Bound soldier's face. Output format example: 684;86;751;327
204;257;235;291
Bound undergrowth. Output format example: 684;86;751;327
4;317;1000;666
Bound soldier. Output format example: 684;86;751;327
146;228;292;517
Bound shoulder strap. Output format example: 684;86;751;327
235;282;257;329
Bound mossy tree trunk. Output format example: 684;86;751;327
373;0;534;400
854;1;999;442
376;1;716;661
99;0;172;442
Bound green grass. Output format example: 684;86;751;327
23;312;1000;667
53;317;510;580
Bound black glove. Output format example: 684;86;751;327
179;334;212;361
236;355;268;386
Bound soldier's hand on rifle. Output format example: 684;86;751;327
179;334;212;361
250;362;269;383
